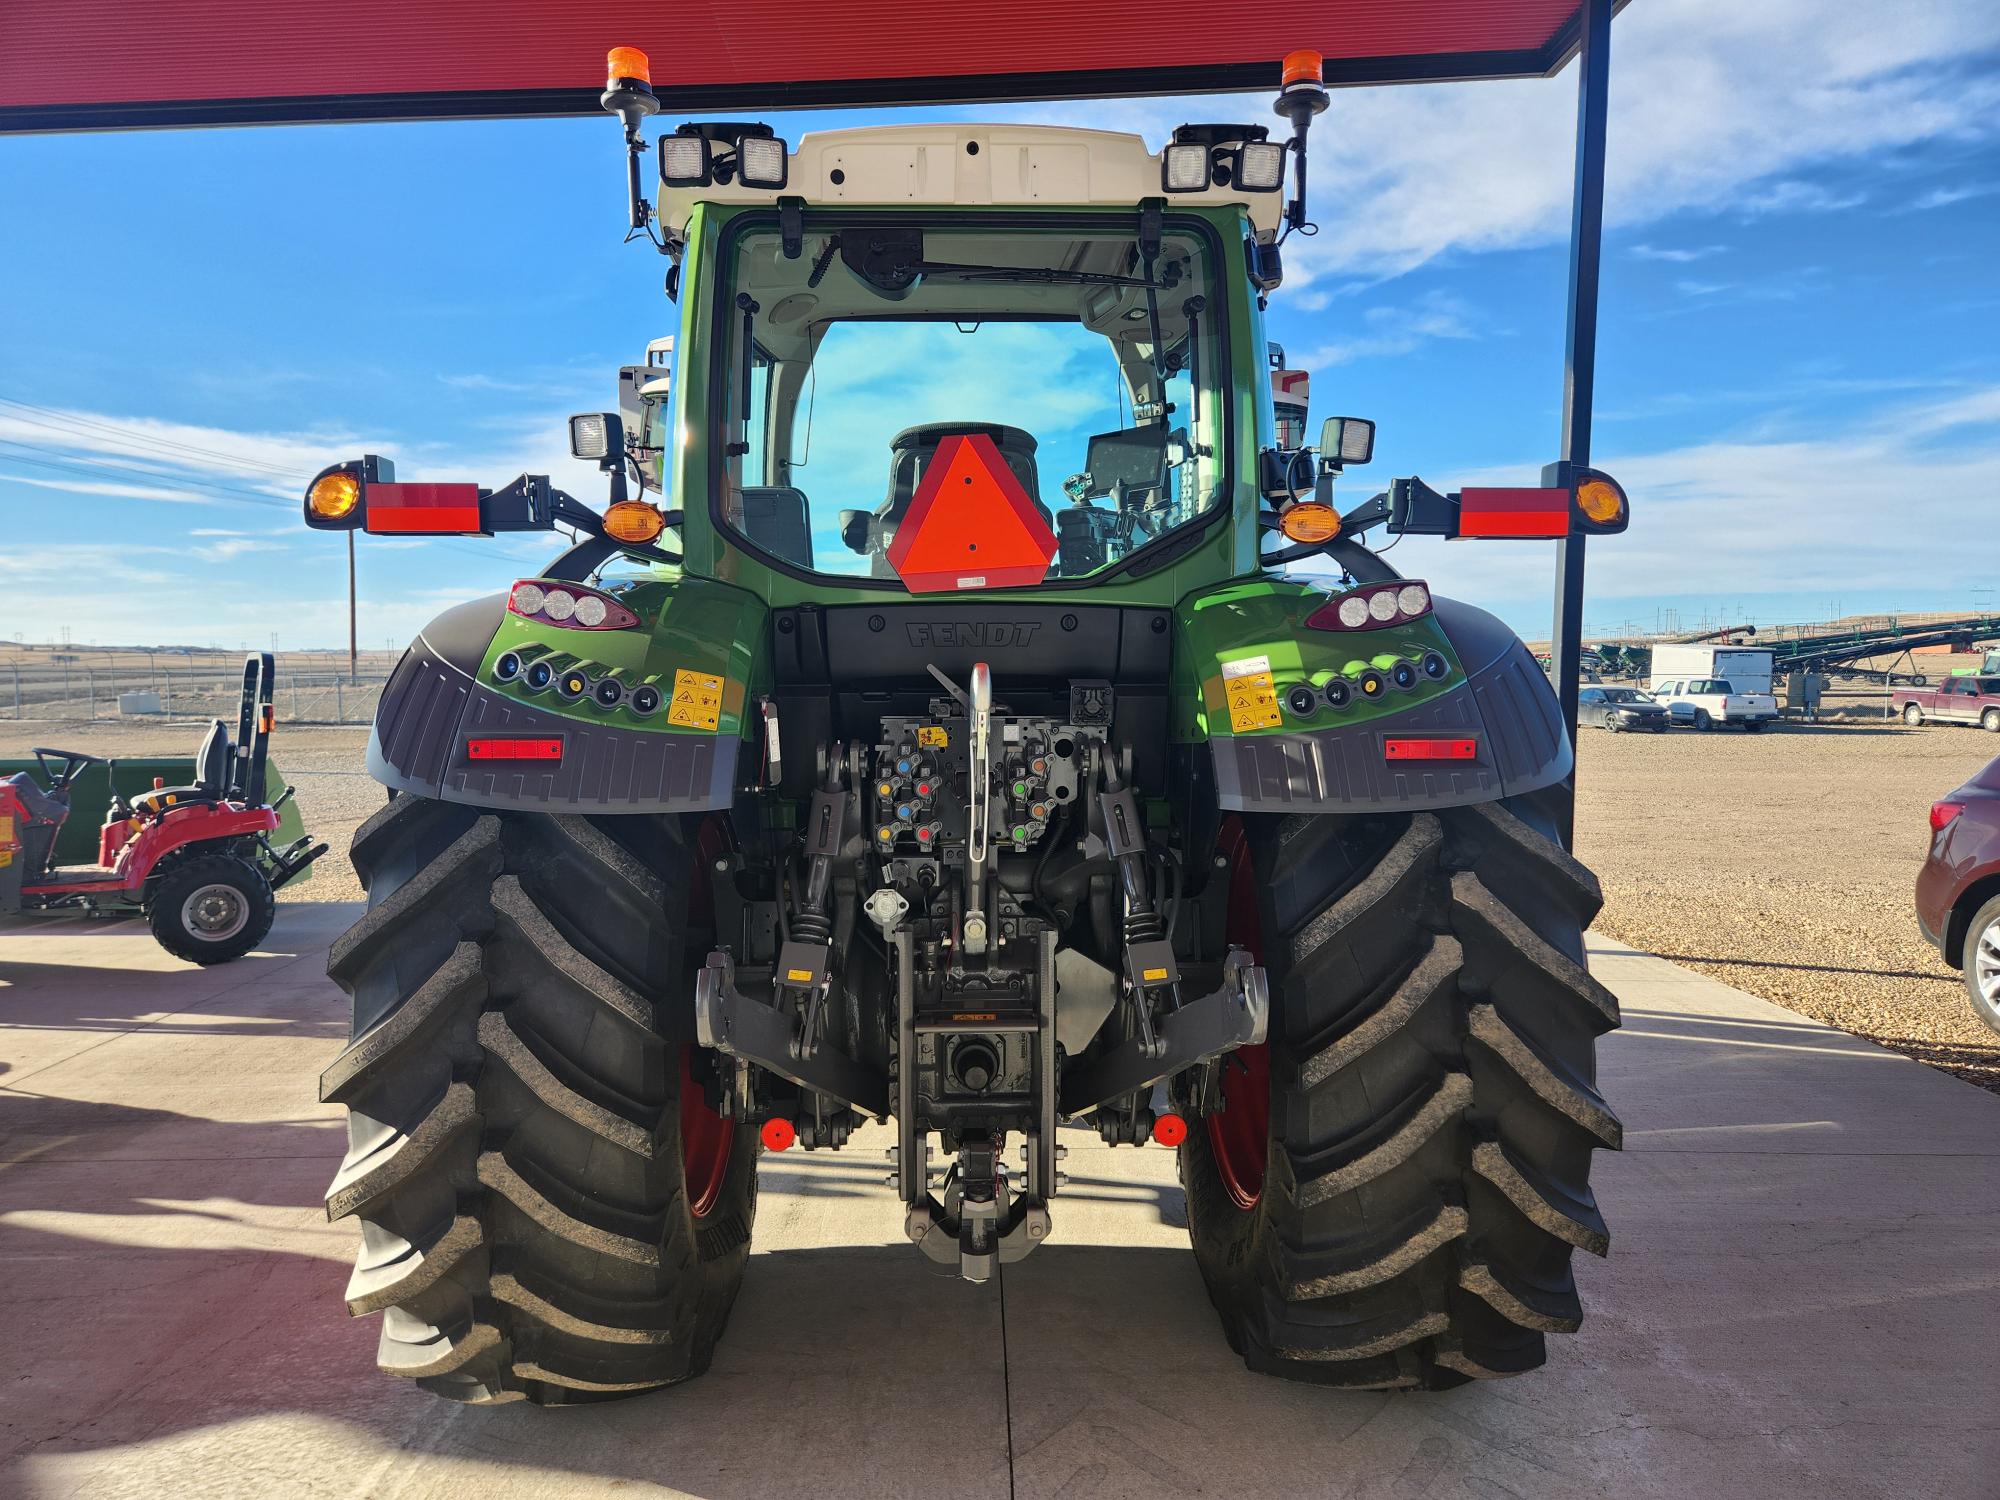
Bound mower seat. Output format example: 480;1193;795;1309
4;771;70;821
131;719;233;815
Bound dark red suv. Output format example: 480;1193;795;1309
1917;752;2000;1033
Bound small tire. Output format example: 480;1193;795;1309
1693;709;1713;731
1742;720;1765;733
1966;896;2000;1036
1903;703;1924;726
1982;708;2000;734
146;851;275;965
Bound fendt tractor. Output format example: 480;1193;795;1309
304;47;1631;1404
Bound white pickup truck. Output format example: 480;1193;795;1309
1649;675;1781;731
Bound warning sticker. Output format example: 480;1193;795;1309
1221;654;1282;732
917;726;949;748
666;668;725;730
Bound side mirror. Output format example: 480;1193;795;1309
569;412;626;465
837;509;874;554
1320;416;1376;469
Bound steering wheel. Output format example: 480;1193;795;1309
32;747;100;794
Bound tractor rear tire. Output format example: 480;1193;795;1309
1181;790;1621;1388
147;851;275;965
320;794;757;1405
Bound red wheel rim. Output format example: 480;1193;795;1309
1207;817;1270;1211
680;816;735;1220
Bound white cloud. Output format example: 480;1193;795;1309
0;472;220;504
1297;292;1479;366
1901;182;2000;212
999;0;2000;282
1629;243;1728;263
1375;384;2000;617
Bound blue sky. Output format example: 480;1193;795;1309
3;0;1998;650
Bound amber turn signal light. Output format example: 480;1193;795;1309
1571;470;1630;534
1277;500;1340;544
307;470;361;522
603;499;666;544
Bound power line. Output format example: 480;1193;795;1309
0;394;310;478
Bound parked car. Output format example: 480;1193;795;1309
1578;685;1671;732
1898;675;2000;733
1916;753;2000;1034
1649;676;1780;731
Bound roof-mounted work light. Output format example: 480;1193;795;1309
1163;123;1284;194
660;122;789;189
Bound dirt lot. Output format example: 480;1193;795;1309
7;711;1997;1091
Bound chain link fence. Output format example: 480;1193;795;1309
4;651;400;724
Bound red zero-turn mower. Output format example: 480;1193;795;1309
0;654;327;964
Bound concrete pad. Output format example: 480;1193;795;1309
2;908;1996;1498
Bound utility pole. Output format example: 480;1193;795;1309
347;530;359;683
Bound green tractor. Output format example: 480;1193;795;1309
305;48;1630;1405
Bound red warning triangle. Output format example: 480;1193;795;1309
885;433;1058;593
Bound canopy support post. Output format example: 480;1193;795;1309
1551;0;1611;848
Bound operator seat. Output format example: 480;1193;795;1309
860;423;1048;576
130;719;234;815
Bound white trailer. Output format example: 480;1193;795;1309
1649;644;1773;695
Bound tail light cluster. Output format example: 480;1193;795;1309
1930;801;1964;833
1305;580;1432;632
492;648;664;718
508;579;639;632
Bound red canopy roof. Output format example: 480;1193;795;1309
2;2;1609;134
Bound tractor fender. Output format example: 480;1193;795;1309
366;593;739;814
1209;595;1571;814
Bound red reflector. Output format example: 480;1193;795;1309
760;1118;796;1151
466;737;562;761
1930;801;1964;833
885;433;1058;593
1384;737;1478;761
1151;1112;1188;1147
1458;487;1570;538
366;482;484;534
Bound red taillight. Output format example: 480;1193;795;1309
1930;801;1964;833
467;737;563;762
363;482;484;534
1457;487;1570;538
1384;737;1478;762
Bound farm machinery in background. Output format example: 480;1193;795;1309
0;654;326;962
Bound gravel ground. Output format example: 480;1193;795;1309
1575;718;2000;1092
9;710;1998;1091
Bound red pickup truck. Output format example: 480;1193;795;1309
1899;676;2000;732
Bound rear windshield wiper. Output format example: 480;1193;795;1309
907;261;1175;289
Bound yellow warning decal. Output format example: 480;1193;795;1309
785;967;815;983
1220;653;1282;732
666;668;725;730
0;814;15;846
1141;966;1170;982
917;725;949;747
0;849;12;869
